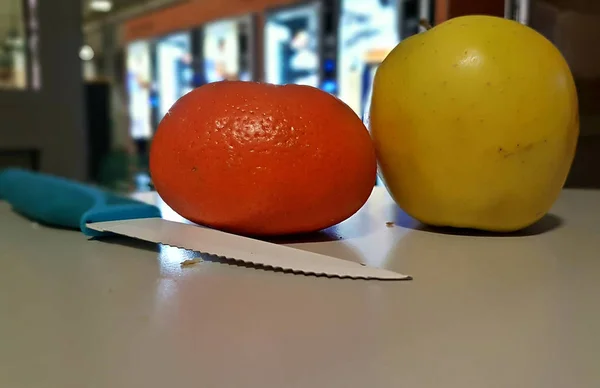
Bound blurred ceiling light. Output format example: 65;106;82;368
79;45;95;61
90;0;113;12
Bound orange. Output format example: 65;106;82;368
150;81;377;236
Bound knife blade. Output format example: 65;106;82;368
86;218;409;280
0;168;410;280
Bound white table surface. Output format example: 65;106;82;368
1;187;599;388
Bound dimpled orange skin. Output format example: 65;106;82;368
150;81;377;236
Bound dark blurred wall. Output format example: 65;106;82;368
435;0;505;25
449;0;505;19
0;0;87;180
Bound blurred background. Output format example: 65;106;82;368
0;0;598;191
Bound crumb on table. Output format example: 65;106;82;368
180;258;204;267
386;221;395;228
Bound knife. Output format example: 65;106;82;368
0;168;410;280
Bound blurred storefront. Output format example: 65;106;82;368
1;0;87;180
0;0;29;90
118;0;425;134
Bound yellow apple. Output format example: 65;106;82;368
369;15;579;231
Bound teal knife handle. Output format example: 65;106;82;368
0;168;161;237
